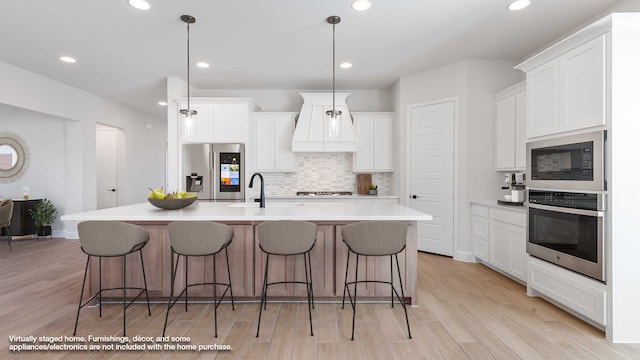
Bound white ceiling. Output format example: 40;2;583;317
0;0;632;119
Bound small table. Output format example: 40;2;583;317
0;198;40;238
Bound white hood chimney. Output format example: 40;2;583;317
291;92;357;152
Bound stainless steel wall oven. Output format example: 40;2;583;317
527;190;605;281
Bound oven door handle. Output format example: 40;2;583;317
527;203;605;217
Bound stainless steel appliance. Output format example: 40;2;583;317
526;130;606;191
499;173;526;206
182;143;244;201
526;190;605;281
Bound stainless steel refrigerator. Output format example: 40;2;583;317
182;143;245;201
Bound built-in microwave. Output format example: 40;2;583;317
526;130;606;191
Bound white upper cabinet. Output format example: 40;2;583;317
352;112;394;172
527;62;558;138
175;98;253;144
212;103;249;143
495;82;526;171
559;36;606;132
519;35;607;138
255;112;296;172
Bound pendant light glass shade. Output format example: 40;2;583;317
326;16;342;138
179;15;197;136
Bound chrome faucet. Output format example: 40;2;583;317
249;172;265;208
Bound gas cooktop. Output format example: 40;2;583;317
296;191;353;196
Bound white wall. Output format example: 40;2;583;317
391;59;523;261
0;104;67;222
195;88;393;112
0;60;167;237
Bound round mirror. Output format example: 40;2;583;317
0;132;30;183
0;144;18;170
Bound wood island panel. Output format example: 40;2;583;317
86;221;417;302
254;224;335;298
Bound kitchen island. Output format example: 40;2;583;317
61;201;431;303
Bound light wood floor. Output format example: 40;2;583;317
1;238;639;359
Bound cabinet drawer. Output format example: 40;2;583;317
528;257;606;326
489;208;526;227
471;205;489;217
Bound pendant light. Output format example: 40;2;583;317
179;15;197;135
326;15;342;138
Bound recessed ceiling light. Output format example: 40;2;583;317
157;101;168;106
59;56;76;63
196;62;210;69
340;62;353;69
128;0;150;10
352;0;371;11
508;0;530;11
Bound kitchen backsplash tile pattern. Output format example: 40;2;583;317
259;153;392;196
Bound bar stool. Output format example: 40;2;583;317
73;221;151;336
0;199;13;251
163;221;235;338
341;221;412;340
256;220;317;337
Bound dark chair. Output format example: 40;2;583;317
0;199;13;251
256;220;317;337
73;221;151;336
341;221;412;340
163;221;235;338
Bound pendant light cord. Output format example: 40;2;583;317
332;20;336;117
186;20;191;113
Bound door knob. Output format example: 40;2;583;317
411;195;418;199
109;189;116;192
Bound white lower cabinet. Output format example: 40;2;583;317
471;203;527;283
471;205;489;262
527;256;606;326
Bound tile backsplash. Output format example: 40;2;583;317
259;153;392;196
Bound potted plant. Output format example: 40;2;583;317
28;198;58;237
368;184;378;195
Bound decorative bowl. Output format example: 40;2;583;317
148;196;197;210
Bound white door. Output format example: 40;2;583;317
409;101;455;256
96;127;118;209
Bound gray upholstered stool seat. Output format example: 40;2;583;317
163;221;235;338
256;220;317;337
0;199;13;251
73;221;151;336
341;221;412;340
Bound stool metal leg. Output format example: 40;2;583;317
73;256;90;335
350;253;360;341
185;256;189;312
123;253;127;336
213;253;218;337
395;253;412;339
225;247;235;310
341;249;351;309
163;250;180;336
306;251;315;309
303;250;314;336
256;254;270;337
390;255;394;308
139;249;151;316
98;257;103;317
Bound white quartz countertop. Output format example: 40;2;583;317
470;199;526;212
61;201;432;222
262;195;399;200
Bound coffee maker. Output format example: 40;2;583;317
499;173;525;205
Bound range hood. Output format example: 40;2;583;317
292;92;357;152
